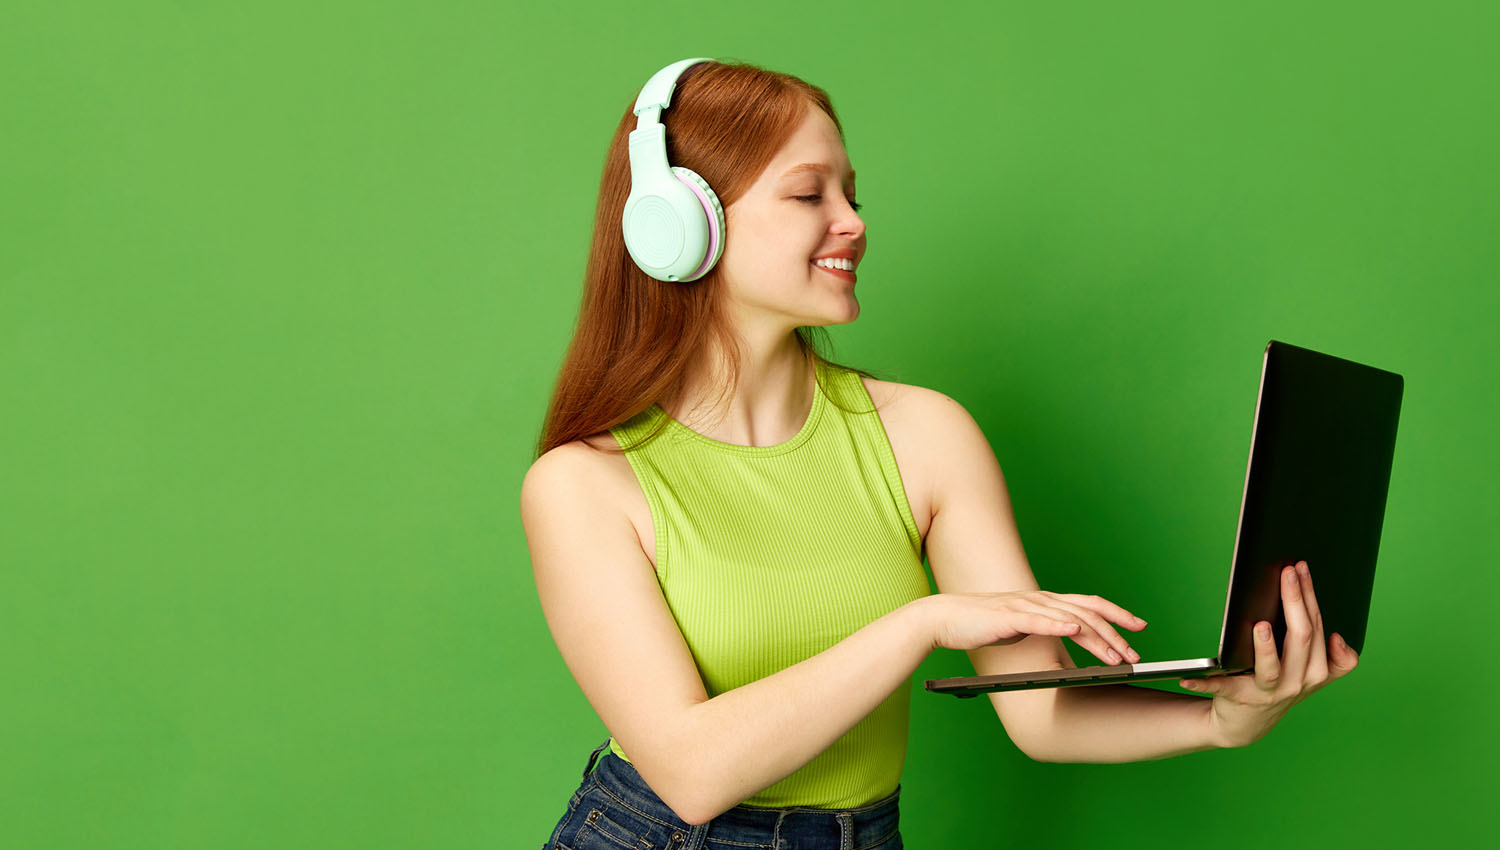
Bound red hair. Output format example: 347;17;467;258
534;60;881;460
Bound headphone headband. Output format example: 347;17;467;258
633;57;712;121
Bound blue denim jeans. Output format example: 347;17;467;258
542;740;903;850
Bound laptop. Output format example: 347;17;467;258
925;340;1404;697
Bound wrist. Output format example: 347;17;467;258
900;594;940;654
1204;698;1249;749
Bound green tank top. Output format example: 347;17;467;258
605;357;931;809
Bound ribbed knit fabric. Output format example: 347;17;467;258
604;357;931;809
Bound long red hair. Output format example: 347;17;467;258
534;60;881;460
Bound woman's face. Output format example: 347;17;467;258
717;106;865;331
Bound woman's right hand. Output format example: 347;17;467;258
918;591;1148;666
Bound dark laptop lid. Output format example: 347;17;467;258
1217;340;1404;671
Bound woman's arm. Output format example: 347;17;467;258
1019;683;1219;762
521;443;936;825
913;385;1225;762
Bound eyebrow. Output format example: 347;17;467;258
780;162;856;182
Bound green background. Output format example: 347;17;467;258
4;1;1494;847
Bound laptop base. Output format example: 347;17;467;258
925;658;1248;697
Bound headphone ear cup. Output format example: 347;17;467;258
622;172;705;282
669;167;725;281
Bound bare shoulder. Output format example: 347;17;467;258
522;434;634;515
522;436;598;494
856;374;979;541
522;433;658;569
858;374;968;419
858;374;980;460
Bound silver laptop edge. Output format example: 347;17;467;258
1215;340;1273;663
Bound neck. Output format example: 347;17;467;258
667;330;816;448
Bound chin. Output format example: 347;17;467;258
819;298;860;326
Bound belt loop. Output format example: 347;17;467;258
837;811;854;850
581;738;612;780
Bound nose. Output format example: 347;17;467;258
831;197;865;241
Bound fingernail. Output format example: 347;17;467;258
1256;623;1270;640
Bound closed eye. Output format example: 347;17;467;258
793;194;863;213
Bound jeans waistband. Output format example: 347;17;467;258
585;741;901;849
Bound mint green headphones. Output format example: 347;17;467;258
621;58;726;283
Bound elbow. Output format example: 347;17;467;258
616;723;734;826
1020;743;1060;764
1015;738;1052;764
1006;724;1060;764
655;784;712;827
652;795;707;828
631;763;725;827
658;788;724;827
630;718;750;826
1016;730;1074;764
665;776;746;826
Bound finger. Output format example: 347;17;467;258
1027;611;1083;638
1020;607;1119;665
1279;563;1313;690
1054;592;1149;632
1329;632;1360;679
1044;597;1139;664
1018;601;1125;665
977;611;1080;649
1251;619;1281;691
1296;561;1329;687
1180;673;1234;698
1182;677;1218;698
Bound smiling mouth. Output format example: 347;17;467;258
811;261;857;282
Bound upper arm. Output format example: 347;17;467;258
520;443;710;805
914;389;1073;755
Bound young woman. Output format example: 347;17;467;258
522;58;1359;850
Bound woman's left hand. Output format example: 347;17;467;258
1179;560;1361;748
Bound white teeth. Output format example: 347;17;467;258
814;257;854;271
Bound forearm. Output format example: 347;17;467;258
668;597;933;823
1024;683;1226;764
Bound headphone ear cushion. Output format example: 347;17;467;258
670;167;725;281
